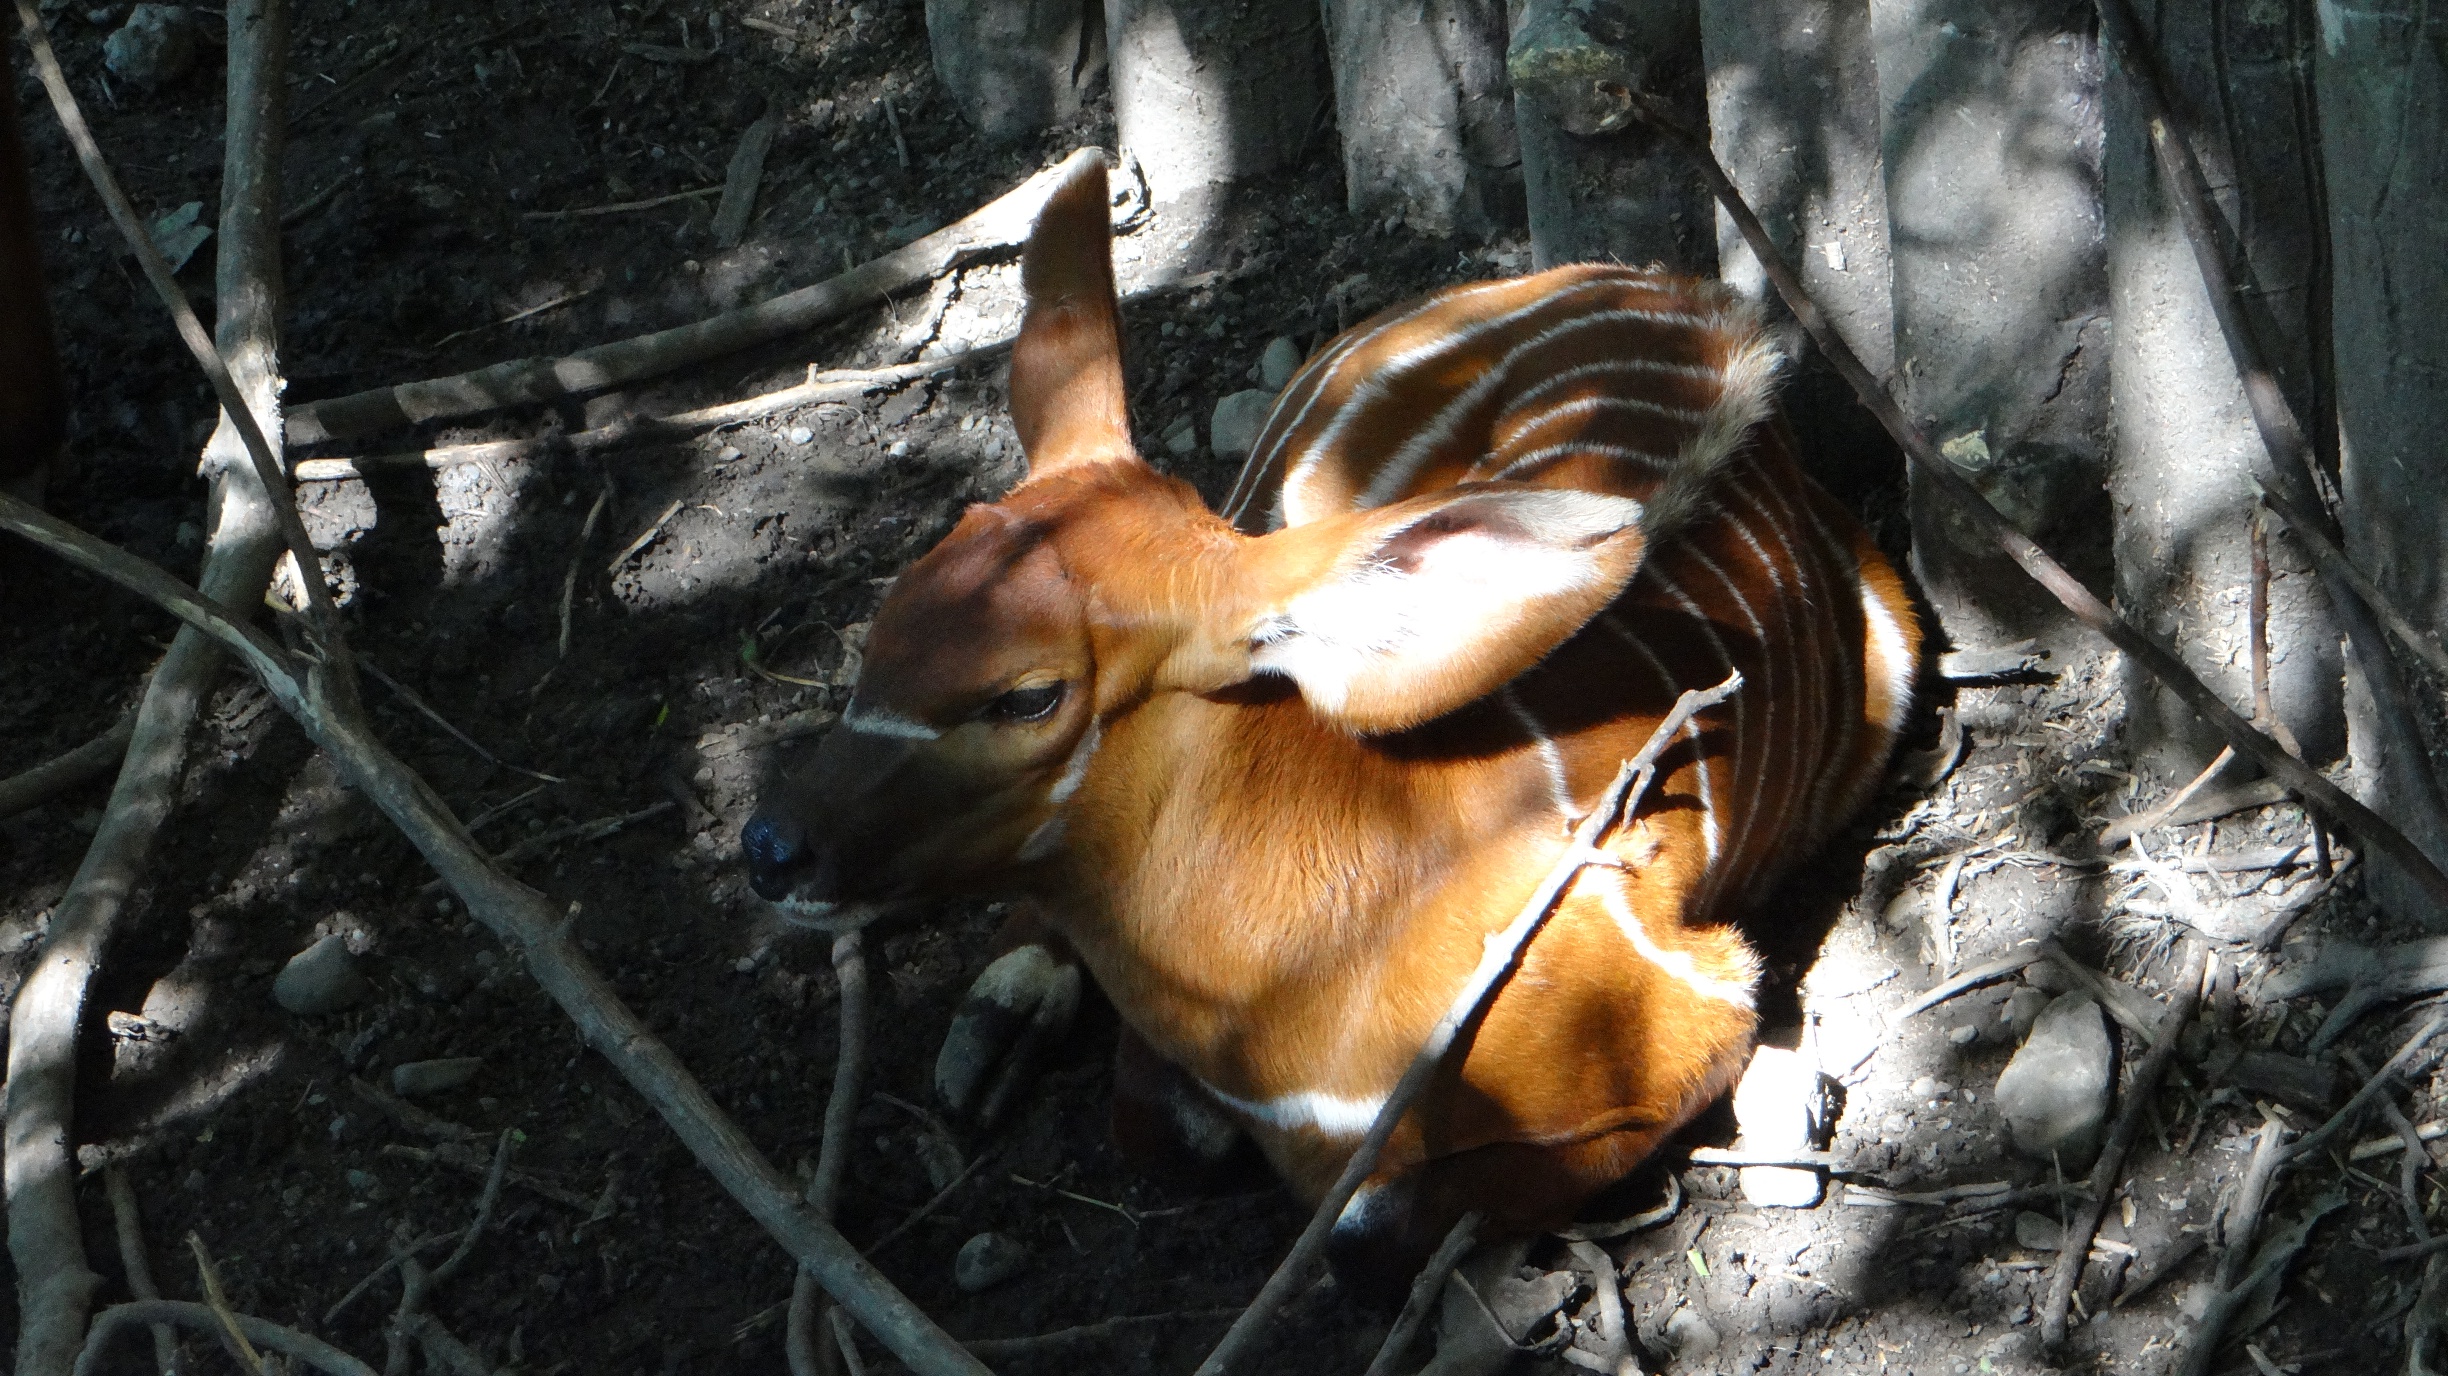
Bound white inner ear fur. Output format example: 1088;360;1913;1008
1248;489;1646;716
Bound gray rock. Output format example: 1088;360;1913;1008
1259;336;1304;391
2013;1209;2063;1251
389;1057;483;1097
1161;414;1199;457
273;935;370;1016
103;5;198;88
1209;389;1276;462
2003;984;2053;1038
1995;992;2113;1168
1663;1304;1719;1359
952;1231;1029;1293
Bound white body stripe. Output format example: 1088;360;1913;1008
842;704;941;740
1597;874;1755;1008
1503;686;1580;819
1202;1082;1387;1138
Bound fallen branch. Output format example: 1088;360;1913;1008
5;3;296;1368
288;148;1123;445
1362;1212;1482;1376
788;931;870;1376
0;715;133;819
2283;1010;2448;1164
75;1301;376;1376
2175;1193;2344;1376
2039;942;2207;1350
101;1167;176;1376
2100;779;2292;848
1193;671;1744;1376
290;350;1003;483
1623;87;2448;914
2254;480;2448;682
1889;945;2043;1023
2039;940;2168;1045
0;492;991;1376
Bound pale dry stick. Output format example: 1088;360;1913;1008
290;147;1120;445
1193;671;1744;1376
1890;945;2044;1024
102;1166;178;1376
0;715;134;819
0;494;993;1376
292;349;1005;483
2095;0;2448;869
2037;942;2207;1351
607;499;686;573
2377;1096;2431;1241
2283;1010;2448;1165
962;1310;1243;1360
1929;853;1964;975
429;289;592;350
1361;1212;1482;1376
2100;779;2292;850
357;657;564;783
187;1233;265;1373
2116;747;2240;842
2216;1119;2286;1293
384;1133;510;1376
323;1231;456;1326
5;5;294;1370
2377;1235;2448;1265
789;931;870;1376
2037;939;2166;1045
75;1302;377;1376
2253;480;2448;682
520;185;723;220
1623;88;2448;912
2175;1192;2345;1376
1563;1238;1632;1372
11;0;336;644
557;488;612;660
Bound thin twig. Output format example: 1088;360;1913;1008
359;657;563;782
790;931;870;1376
1194;671;1744;1376
860;1152;992;1258
963;1309;1242;1359
0;714;134;819
557;487;610;660
2039;942;2207;1350
75;1302;377;1376
289;148;1124;444
187;1233;265;1373
2284;1010;2448;1165
0;504;991;1376
2252;483;2448;682
607;499;685;573
2093;0;2448;878
1624;85;2448;912
1890;945;2044;1023
520;184;722;220
6;3;296;1364
1362;1212;1482;1376
102;1167;178;1376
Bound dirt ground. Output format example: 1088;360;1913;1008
4;3;2445;1374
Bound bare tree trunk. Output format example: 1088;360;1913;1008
1699;0;1896;493
1320;0;1521;238
2103;0;2345;776
1102;0;1325;209
1872;0;2110;652
1507;0;1717;272
2318;0;2448;925
924;0;1104;145
0;53;66;501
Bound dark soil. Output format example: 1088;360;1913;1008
4;4;2443;1376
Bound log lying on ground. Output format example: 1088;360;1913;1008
1507;0;1715;271
286;147;1119;445
1321;0;1519;237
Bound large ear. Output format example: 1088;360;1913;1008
1009;152;1136;479
1195;485;1653;733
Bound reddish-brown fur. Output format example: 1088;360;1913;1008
746;152;1919;1281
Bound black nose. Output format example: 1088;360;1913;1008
741;813;809;902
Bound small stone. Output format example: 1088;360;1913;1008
1663;1304;1720;1358
1994;992;2114;1169
346;1168;379;1194
953;1232;1029;1293
1259;336;1304;391
103;4;197;89
1208;389;1276;462
2003;984;2052;1038
786;426;815;445
1909;1076;1939;1098
1161;415;1198;457
1947;1023;1981;1045
273;935;370;1016
2012;1210;2062;1251
389;1057;483;1097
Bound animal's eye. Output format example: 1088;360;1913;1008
982;682;1065;723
